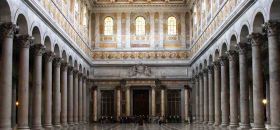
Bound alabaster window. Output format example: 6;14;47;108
74;0;79;20
104;17;114;35
135;17;145;35
168;17;177;35
82;7;87;26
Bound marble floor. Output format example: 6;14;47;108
61;123;231;130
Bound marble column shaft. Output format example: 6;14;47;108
266;21;280;130
151;86;156;116
199;73;204;123
116;87;121;120
17;35;33;129
83;77;87;123
185;86;189;121
238;42;250;129
53;57;62;127
93;87;98;122
220;56;229;127
249;33;265;129
208;66;214;125
126;87;130;116
43;51;54;128
67;67;74;125
195;76;200;123
228;50;239;127
61;63;68;126
203;69;209;124
161;88;165;117
31;44;45;129
73;70;79;124
214;61;221;126
78;73;83;123
0;23;17;130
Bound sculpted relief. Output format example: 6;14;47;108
128;64;152;77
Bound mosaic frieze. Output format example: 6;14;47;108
92;51;188;60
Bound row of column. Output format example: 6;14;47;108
192;21;280;130
0;22;89;130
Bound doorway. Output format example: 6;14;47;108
133;89;149;116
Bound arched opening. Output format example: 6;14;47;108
229;35;237;50
54;44;60;57
214;49;220;61
269;0;280;20
221;43;228;56
253;12;265;33
209;55;213;65
31;27;41;45
240;25;249;43
16;14;28;35
0;0;11;23
62;50;67;63
44;36;52;51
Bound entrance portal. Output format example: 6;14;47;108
133;90;149;116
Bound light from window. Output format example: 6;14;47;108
168;17;177;35
135;17;145;35
104;17;113;35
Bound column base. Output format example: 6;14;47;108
229;123;239;129
269;127;280;130
250;128;266;130
0;127;12;130
17;126;30;130
43;124;53;129
238;124;251;130
208;121;214;125
220;123;229;128
31;125;43;130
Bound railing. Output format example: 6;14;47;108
36;0;92;56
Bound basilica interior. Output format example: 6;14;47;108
0;0;279;130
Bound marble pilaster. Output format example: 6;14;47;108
151;86;156;116
161;86;166;117
125;86;131;116
116;86;121;121
93;87;98;122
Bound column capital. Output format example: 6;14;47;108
237;42;250;55
226;50;238;61
219;56;228;66
203;68;208;74
15;34;34;48
263;20;280;37
73;69;79;75
208;65;214;72
44;51;55;62
213;60;221;69
0;22;18;38
247;33;266;47
78;72;83;77
32;44;46;56
53;57;62;67
68;66;74;73
61;62;69;71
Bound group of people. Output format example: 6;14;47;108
98;115;183;125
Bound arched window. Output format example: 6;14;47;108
135;17;145;35
168;17;177;35
104;17;113;35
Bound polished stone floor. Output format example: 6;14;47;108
60;123;233;130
